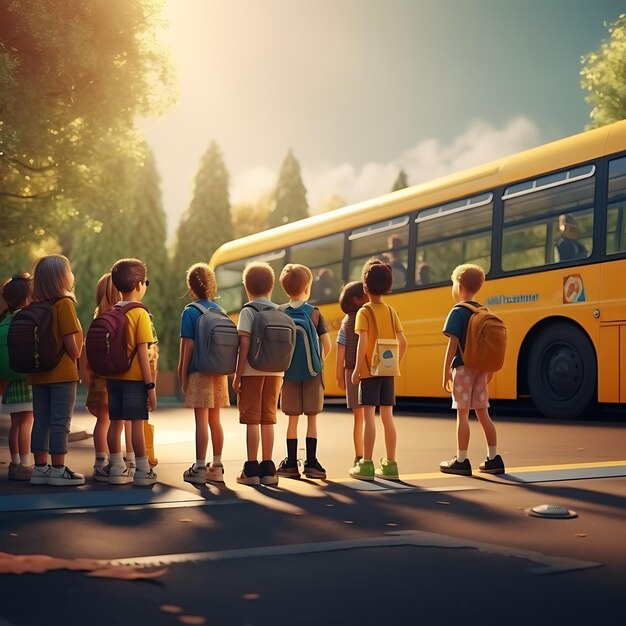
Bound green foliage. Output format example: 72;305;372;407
231;194;273;239
581;13;626;128
392;168;409;192
267;150;309;228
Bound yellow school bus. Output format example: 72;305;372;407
210;120;626;419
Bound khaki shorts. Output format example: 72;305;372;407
452;366;490;410
281;375;324;416
238;376;282;425
344;369;361;409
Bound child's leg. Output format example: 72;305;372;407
17;411;33;464
305;414;317;439
246;424;260;461
208;407;224;459
194;407;210;462
31;384;51;466
379;405;396;461
363;405;376;460
8;414;20;462
107;420;125;455
49;382;76;468
456;409;471;459
260;424;274;461
124;420;134;456
285;415;299;463
475;407;497;451
131;420;147;458
286;415;299;439
352;407;364;459
91;406;110;461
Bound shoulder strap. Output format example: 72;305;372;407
243;302;264;313
362;302;381;338
188;302;207;314
455;302;485;314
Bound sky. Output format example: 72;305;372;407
138;0;625;238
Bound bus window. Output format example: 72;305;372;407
348;216;410;289
414;194;493;284
290;233;344;304
502;165;595;271
607;156;626;255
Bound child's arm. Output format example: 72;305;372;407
335;343;346;391
137;342;157;411
63;330;83;360
233;333;250;394
351;330;368;385
178;338;193;393
320;332;332;360
397;330;408;363
442;334;458;392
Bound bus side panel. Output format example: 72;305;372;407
598;325;619;402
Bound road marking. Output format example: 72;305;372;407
112;529;601;575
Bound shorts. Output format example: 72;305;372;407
451;366;490;410
238;376;282;425
281;375;324;416
185;372;230;409
344;369;361;409
359;376;395;407
86;375;108;411
107;379;149;421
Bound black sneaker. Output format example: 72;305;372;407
259;460;278;486
439;456;472;476
237;460;260;486
479;454;505;474
303;458;327;479
277;458;301;479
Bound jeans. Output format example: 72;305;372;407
31;382;77;455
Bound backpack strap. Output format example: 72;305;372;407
114;302;150;362
454;302;484;314
362;302;396;339
243;301;273;313
187;302;207;315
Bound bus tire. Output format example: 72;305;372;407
526;322;596;419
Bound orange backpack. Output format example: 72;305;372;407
456;303;507;372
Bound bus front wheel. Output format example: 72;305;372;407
526;323;596;419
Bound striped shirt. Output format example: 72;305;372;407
337;312;359;370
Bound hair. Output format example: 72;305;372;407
1;274;33;320
451;263;485;294
32;255;76;303
94;272;121;317
339;281;365;314
186;262;217;300
111;258;147;294
242;261;274;297
280;264;312;298
361;258;393;296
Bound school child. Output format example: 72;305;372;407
276;264;331;479
86;273;120;481
336;281;368;468
178;263;229;484
28;255;85;486
350;259;407;481
233;262;283;486
105;258;157;486
1;275;34;480
440;264;505;475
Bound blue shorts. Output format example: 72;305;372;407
106;380;149;420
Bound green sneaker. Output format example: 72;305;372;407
375;458;399;480
349;459;375;481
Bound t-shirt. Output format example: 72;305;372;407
556;237;587;262
27;298;82;385
180;299;223;375
337;312;359;370
442;300;480;369
237;297;283;377
354;302;403;379
107;301;155;381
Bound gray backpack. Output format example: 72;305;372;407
243;302;296;372
188;303;239;375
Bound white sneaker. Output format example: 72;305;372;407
134;468;157;486
126;461;136;478
48;466;85;486
206;462;225;483
93;463;110;483
183;465;207;485
30;464;51;485
109;464;133;485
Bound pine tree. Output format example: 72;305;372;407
267;150;309;228
392;168;409;192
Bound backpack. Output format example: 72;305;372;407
7;300;66;374
280;303;323;381
0;312;25;381
243;302;296;372
86;302;149;376
363;303;401;377
456;303;507;372
187;302;239;375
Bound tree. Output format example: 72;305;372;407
581;13;626;128
231;194;273;238
172;141;233;285
0;0;174;253
392;168;409;192
267;150;309;228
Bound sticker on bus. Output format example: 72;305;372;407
563;274;585;303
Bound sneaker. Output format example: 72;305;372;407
353;455;363;467
133;468;158;486
109;464;133;485
13;464;33;481
439;457;472;476
349;459;375;481
237;460;261;486
303;458;326;479
277;458;301;479
126;460;136;478
30;464;51;485
183;464;207;485
48;466;85;486
8;462;18;480
375;458;399;480
259;460;278;486
479;454;505;474
206;462;225;483
93;463;110;483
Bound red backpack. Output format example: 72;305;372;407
86;303;149;376
456;303;507;372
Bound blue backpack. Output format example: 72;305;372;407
281;303;323;381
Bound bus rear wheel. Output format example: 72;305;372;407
526;322;596;419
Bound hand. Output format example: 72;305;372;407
147;388;157;412
351;370;361;386
443;369;453;393
487;371;494;384
337;375;346;391
181;379;187;395
232;373;242;394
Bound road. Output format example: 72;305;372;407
1;403;625;626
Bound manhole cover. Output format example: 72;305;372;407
525;504;578;519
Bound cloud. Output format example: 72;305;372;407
230;116;543;211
